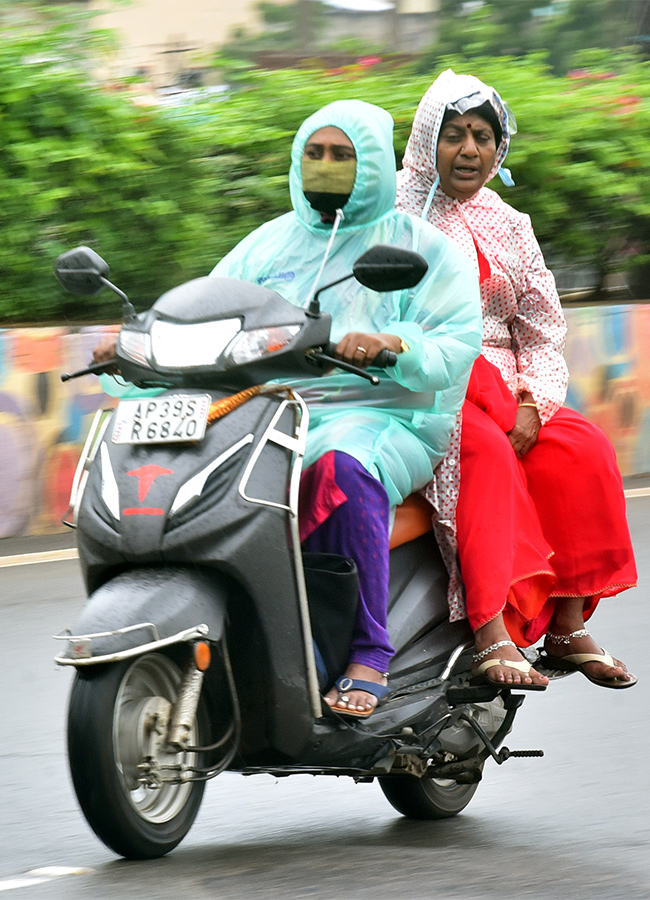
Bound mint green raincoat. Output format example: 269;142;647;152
211;100;482;506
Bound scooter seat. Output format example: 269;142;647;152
389;493;433;550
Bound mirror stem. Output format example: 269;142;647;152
99;276;137;322
307;273;353;318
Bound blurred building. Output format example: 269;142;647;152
40;1;439;85
83;0;295;85
321;1;439;52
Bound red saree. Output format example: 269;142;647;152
457;356;637;646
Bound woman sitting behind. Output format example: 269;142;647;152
396;70;637;690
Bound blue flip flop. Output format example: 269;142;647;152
330;676;390;718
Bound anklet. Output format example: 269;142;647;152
472;640;516;663
546;628;590;645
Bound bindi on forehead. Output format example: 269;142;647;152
460;120;488;132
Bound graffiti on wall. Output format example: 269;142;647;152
564;304;650;478
0;305;648;540
0;326;118;539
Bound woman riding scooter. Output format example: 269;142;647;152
208;100;483;716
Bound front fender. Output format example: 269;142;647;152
55;566;227;666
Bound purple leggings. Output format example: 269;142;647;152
301;452;394;672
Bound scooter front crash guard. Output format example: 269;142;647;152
54;566;227;666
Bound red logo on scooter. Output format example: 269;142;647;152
123;464;173;516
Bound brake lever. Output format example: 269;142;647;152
61;358;119;383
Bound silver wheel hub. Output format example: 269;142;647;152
112;654;199;823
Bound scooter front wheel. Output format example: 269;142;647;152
67;650;207;859
378;771;481;820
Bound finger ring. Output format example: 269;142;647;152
356;346;367;354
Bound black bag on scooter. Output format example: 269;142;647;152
302;552;359;690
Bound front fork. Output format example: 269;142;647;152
166;652;206;751
134;644;207;789
140;639;240;788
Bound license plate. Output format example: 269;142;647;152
111;394;211;445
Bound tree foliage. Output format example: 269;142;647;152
422;0;650;74
0;9;221;322
202;53;650;284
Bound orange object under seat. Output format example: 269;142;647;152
389;493;434;550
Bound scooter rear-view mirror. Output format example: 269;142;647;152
352;245;428;292
55;246;137;322
307;244;429;319
55;246;110;296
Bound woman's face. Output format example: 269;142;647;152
303;126;356;162
436;112;498;201
301;126;357;221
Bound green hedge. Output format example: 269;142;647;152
203;53;650;289
1;16;650;323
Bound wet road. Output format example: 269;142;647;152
0;496;649;899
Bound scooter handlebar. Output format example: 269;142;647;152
61;358;119;382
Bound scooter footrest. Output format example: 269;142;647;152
446;684;502;705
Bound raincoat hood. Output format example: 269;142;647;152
398;69;515;214
289;99;397;233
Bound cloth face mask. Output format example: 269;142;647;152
301;159;357;216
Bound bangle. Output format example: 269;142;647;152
399;338;410;354
518;402;538;408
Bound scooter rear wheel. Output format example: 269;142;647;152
68;650;207;859
378;772;481;819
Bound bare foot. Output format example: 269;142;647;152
543;630;635;684
324;663;388;714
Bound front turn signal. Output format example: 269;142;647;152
194;640;211;672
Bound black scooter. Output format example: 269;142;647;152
54;245;542;860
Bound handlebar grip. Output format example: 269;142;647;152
372;349;398;368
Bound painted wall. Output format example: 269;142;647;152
563;304;650;478
0;325;118;539
0;304;648;539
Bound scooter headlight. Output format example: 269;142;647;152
221;325;301;367
118;330;151;366
149;318;242;368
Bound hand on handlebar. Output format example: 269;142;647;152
93;334;120;374
334;332;402;369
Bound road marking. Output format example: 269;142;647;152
0;878;50;893
0;485;648;569
0;867;93;893
623;487;650;498
0;548;78;569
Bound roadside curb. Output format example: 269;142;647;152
0;531;77;559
